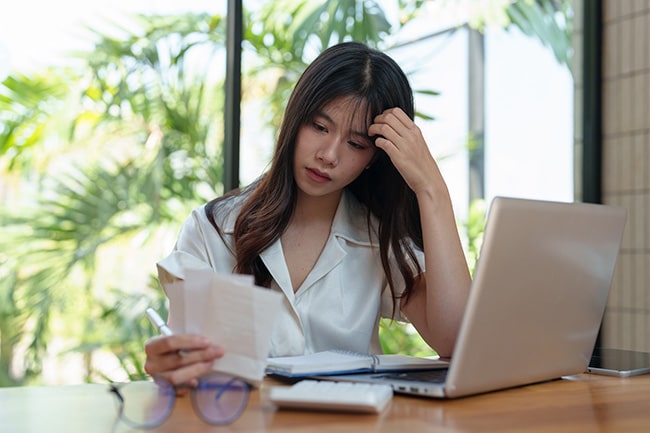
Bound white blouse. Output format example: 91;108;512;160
157;189;424;357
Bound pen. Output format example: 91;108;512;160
146;308;189;360
145;307;173;337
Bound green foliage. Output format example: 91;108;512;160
465;199;487;275
0;70;78;172
0;270;29;386
73;277;167;382
244;0;430;135
506;0;573;71
0;159;169;385
0;12;228;386
460;0;572;70
380;319;437;357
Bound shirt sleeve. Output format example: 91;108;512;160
156;205;232;280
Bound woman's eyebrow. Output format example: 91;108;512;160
315;110;369;139
313;110;333;124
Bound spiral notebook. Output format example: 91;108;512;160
265;350;448;377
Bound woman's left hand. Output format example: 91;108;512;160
368;107;441;196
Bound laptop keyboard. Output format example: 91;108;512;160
377;368;449;384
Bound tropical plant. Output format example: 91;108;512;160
506;0;573;70
244;0;428;131
0;12;228;385
464;0;572;69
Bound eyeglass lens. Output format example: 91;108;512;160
192;372;250;425
118;379;176;428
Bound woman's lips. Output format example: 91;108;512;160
306;168;331;183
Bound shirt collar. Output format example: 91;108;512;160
330;189;376;247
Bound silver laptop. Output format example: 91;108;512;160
327;196;627;398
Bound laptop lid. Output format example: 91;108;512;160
328;197;626;398
443;196;626;397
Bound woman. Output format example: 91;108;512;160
145;41;471;386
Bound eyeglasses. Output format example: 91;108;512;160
109;372;250;428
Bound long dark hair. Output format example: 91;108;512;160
206;41;423;308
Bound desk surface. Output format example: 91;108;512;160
1;374;649;433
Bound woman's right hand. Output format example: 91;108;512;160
144;334;225;388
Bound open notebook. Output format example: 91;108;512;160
320;197;627;398
266;350;448;377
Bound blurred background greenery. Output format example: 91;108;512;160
0;0;571;386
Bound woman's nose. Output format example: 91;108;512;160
316;139;340;166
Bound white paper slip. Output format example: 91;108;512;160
159;261;282;387
270;380;393;413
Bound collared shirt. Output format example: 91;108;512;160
157;189;423;357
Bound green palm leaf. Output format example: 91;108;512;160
506;0;572;69
0;70;76;171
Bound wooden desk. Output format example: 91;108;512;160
1;374;649;432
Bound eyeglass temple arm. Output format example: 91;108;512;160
109;385;125;404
